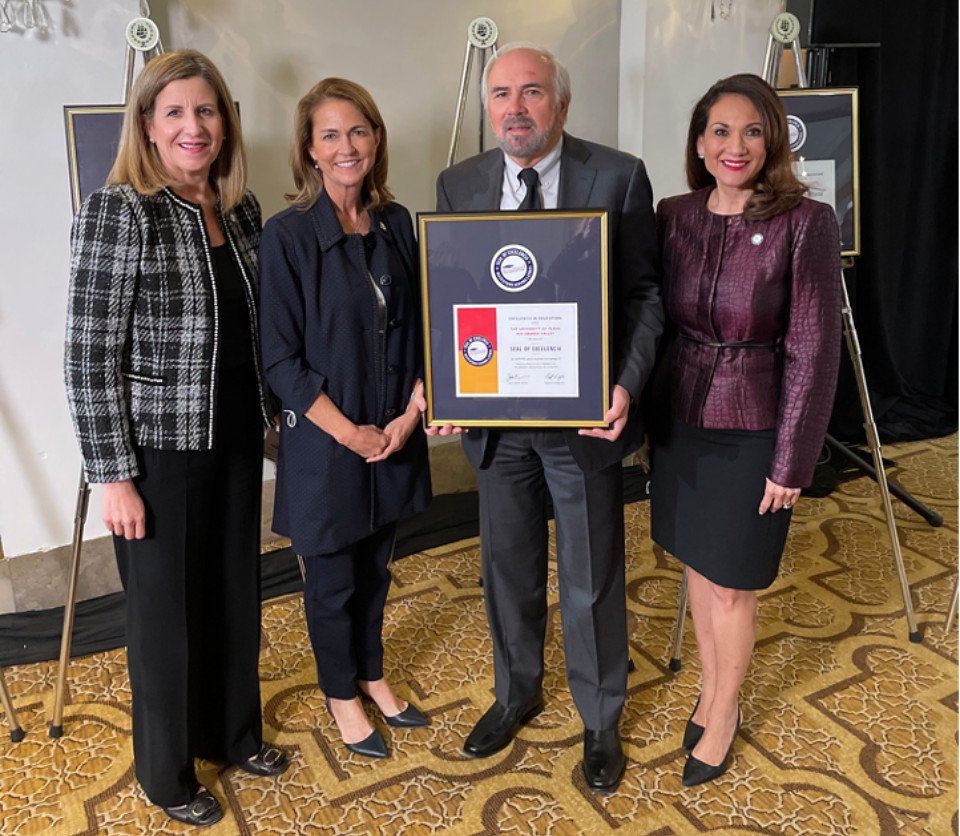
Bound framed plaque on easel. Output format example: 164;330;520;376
778;87;860;256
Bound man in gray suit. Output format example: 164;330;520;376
433;43;662;791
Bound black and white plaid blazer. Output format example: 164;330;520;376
65;184;273;483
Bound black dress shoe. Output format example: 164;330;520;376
463;698;544;758
583;729;626;792
356;687;430;728
163;789;223;827
682;696;705;751
682;707;740;787
238;744;290;776
344;728;389;759
384;702;429;728
326;697;389;759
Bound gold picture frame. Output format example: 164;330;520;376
419;210;610;427
779;87;860;255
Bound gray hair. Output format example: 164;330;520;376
481;42;572;109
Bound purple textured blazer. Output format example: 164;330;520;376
655;187;842;487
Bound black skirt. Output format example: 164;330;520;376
650;420;792;590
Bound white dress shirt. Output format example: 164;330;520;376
499;139;563;210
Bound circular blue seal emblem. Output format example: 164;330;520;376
787;115;807;153
490;244;538;293
462;335;494;366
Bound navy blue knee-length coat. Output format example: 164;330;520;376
259;190;431;555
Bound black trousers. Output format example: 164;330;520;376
475;429;627;730
301;523;397;699
114;367;264;807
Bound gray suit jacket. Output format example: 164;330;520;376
436;133;663;473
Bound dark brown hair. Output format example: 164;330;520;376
286;77;393;210
685;73;806;220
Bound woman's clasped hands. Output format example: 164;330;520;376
365;381;425;463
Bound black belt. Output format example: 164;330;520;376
679;334;779;349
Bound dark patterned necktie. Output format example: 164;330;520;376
517;167;542;211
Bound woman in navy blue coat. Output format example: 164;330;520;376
260;78;431;759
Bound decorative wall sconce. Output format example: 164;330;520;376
711;1;733;21
0;0;73;34
0;0;58;34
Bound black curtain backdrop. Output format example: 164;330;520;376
826;2;958;442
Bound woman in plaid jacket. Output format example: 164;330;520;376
65;50;287;827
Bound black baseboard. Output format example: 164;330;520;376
0;468;652;668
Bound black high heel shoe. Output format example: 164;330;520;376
326;698;388;759
682;706;740;787
682;696;704;751
357;683;430;728
344;728;388;758
384;702;429;728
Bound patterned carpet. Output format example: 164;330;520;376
0;436;956;834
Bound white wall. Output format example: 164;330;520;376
0;0;622;557
0;2;136;559
619;0;783;204
0;0;787;559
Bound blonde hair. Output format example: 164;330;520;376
107;49;247;210
286;78;393;210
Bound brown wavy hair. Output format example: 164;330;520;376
286;78;393;210
107;49;247;210
685;73;806;221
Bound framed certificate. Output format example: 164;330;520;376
419;211;610;427
778;87;860;255
64;105;126;212
64;100;240;212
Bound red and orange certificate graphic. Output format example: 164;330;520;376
455;306;499;394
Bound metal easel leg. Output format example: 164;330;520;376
760;14;919;643
0;535;23;740
839;269;921;642
0;668;25;742
49;6;165;739
446;38;475;168
669;567;689;671
823;435;943;527
945;575;959;636
49;468;90;738
446;17;498;168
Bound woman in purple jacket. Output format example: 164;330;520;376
650;74;842;787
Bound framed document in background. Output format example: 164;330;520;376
64;101;240;212
419;211;609;427
64;105;125;212
778;87;860;255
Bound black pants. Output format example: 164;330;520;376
301;523;397;698
115;368;264;807
475;429;627;730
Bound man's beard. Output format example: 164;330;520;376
496;115;556;160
